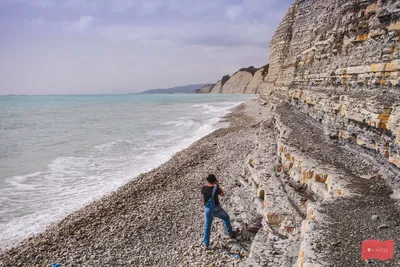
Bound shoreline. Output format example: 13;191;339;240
0;98;246;252
0;99;263;266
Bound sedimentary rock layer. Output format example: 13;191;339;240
260;0;400;171
256;0;400;266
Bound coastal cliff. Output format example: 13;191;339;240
261;0;400;167
242;0;400;266
209;65;269;94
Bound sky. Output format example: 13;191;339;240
0;0;293;95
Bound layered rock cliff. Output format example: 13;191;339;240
260;0;400;168
242;0;400;266
209;65;269;94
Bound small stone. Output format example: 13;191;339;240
361;174;375;180
230;245;241;254
371;215;379;221
246;224;262;233
240;249;250;257
314;242;323;251
377;224;389;231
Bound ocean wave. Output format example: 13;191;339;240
160;117;202;129
4;172;42;190
93;140;134;151
190;101;244;117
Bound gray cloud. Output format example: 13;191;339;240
90;20;273;48
66;15;96;34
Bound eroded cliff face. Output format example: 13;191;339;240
210;66;269;94
245;68;268;94
220;71;253;93
210;75;230;93
244;0;400;266
210;80;223;93
261;0;400;169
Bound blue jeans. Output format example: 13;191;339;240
203;206;232;246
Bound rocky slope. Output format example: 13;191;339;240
240;99;400;266
210;65;269;94
253;0;400;266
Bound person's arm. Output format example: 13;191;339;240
201;187;205;206
216;181;225;196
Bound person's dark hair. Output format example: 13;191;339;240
206;174;217;184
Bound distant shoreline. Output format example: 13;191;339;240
0;92;215;96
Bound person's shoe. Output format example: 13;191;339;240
202;243;211;250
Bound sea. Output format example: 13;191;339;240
0;94;253;249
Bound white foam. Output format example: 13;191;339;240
4;172;42;190
161;118;197;128
93;140;134;151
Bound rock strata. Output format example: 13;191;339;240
256;0;400;266
260;0;400;168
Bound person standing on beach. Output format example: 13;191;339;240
201;174;234;249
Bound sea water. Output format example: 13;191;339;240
0;94;253;249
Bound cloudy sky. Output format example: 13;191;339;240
0;0;292;95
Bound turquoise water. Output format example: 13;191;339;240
0;94;253;248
